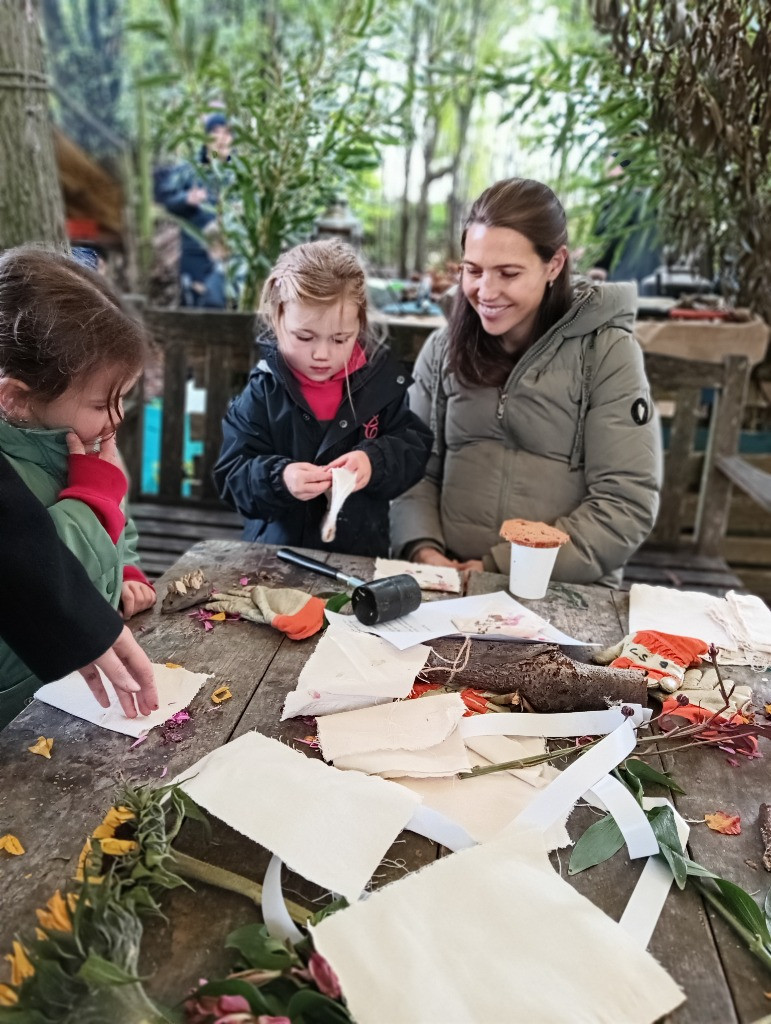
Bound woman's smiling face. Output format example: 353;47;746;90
461;224;565;351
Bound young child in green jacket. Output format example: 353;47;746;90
0;246;156;727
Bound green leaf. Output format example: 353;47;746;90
225;924;296;970
325;593;352;615
647;806;687;889
76;954;140;988
287;988;353;1023
568;814;625;875
624;759;685;794
706;878;771;944
765;886;771;933
309;897;350;925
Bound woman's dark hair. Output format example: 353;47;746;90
0;246;148;422
450;178;573;388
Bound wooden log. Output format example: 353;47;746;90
421;640;647;713
760;803;771;871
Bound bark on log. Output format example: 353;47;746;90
421;640;647;713
760;802;771;872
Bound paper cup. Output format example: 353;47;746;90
508;541;560;600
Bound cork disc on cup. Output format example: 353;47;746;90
499;519;570;549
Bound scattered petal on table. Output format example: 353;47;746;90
211;686;232;704
705;811;741;835
0;834;24;856
27;737;53;759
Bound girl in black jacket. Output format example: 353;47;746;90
214;240;432;556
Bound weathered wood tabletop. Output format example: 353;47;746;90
1;540;769;1022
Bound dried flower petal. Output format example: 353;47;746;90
239;576;249;586
621;705;635;718
705;811;741;835
211;686;232;704
36;890;73;933
0;983;19;1006
0;834;24;856
27;736;53;758
308;952;342;999
5;942;34;985
165;662;183;669
210;611;226;622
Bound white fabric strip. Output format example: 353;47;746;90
406;803;477;852
512;720;638;833
460;705;650;739
262;854;304;944
586;775;658;859
618;798;691;947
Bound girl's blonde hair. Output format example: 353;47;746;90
259;239;383;352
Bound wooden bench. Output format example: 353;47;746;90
624;353;751;594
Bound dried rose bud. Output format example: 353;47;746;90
621;705;635;718
576;735;594;746
708;643;719;660
676;694;690;706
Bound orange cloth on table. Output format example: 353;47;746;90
610;630;708;686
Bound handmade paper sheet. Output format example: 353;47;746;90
374;558;462;593
281;625;429;719
325;591;590;650
316;692;466;761
312;826;684;1024
35;663;210;737
178;730;420;903
334;729;471;778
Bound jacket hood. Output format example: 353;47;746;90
0;419;69;474
560;281;638;339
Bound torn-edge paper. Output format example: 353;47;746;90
35;663;211;737
321;467;357;543
281;625;429;720
316;692;466;762
334;728;471;778
311;825;685;1024
374;558;462;594
177;730;420;903
326;591;591;650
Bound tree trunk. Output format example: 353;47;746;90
414;128;438;274
0;0;66;249
398;147;412;279
446;95;474;260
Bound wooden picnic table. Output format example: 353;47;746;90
1;540;769;1022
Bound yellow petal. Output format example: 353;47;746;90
0;984;18;1006
210;611;226;621
211;686;232;704
5;941;34;986
27;736;53;758
66;892;78;915
36;889;73;933
92;805;134;839
99;838;138;856
165;662;183;669
75;838;92;881
0;834;24;855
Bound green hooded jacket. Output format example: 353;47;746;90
389;283;663;586
0;420;142;726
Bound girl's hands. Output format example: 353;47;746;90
327;450;372;492
283;462;332;501
120;580;157;619
457;559;484;573
66;431;122;469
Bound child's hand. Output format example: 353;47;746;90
121;580;157;619
327;451;372;492
66;431;123;469
413;547;461;568
283;462;332;501
456;559;484;573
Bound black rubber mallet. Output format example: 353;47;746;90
276;548;422;626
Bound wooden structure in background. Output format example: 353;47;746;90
54;127;124;247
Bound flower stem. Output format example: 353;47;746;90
170;850;312;927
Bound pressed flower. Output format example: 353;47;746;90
0;983;18;1006
27;736;53;758
5;941;34;986
36;890;73;933
0;834;24;855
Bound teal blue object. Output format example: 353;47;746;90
141;398;203;497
